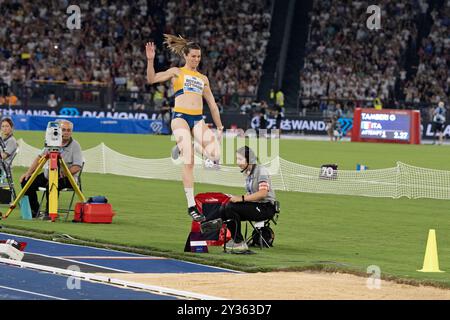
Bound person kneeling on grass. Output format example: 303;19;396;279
221;146;277;251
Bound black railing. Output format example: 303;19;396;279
2;82;438;121
7;80;111;109
1;81;257;113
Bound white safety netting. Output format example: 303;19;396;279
13;139;450;200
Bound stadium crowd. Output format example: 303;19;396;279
299;0;422;112
403;1;449;105
0;0;166;104
0;0;271;110
162;0;272;108
0;0;447;120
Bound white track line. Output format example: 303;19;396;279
0;231;240;273
0;258;225;300
58;256;167;260
27;252;132;274
0;285;66;300
0;232;147;257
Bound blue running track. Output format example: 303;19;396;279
0;232;236;300
0;264;177;300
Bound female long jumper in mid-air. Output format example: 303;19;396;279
146;34;224;222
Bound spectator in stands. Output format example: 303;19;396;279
19;120;83;220
47;94;58;108
4;92;19;106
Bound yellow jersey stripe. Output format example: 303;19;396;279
173;107;203;115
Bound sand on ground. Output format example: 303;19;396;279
98;271;450;300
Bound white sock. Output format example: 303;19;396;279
184;188;196;208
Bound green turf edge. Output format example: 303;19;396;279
2;224;450;291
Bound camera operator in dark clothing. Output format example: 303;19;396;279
221;146;278;251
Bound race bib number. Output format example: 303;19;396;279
183;75;204;94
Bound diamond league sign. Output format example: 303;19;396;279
0;106;151;120
59;107;81;116
150;121;163;134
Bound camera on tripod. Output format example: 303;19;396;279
45;121;62;149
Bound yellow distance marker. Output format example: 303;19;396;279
418;229;444;273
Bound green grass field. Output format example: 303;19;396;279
2;130;450;287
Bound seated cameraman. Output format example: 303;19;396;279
19;120;83;219
221;146;277;251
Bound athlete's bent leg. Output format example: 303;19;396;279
193;120;221;163
171;118;205;221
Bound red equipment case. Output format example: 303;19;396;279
184;192;232;253
74;203;115;223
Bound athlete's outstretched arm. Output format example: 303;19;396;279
203;77;224;130
146;42;178;84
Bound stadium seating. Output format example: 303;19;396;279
0;0;272;110
403;1;449;105
0;0;447;116
299;0;421;113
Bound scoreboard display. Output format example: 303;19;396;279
351;108;421;144
360;113;410;140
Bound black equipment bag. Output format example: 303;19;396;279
248;224;275;248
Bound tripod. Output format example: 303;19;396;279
0;148;86;222
0;138;17;201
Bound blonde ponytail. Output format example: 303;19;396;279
163;34;200;56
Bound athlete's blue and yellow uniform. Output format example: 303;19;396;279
172;67;207;129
